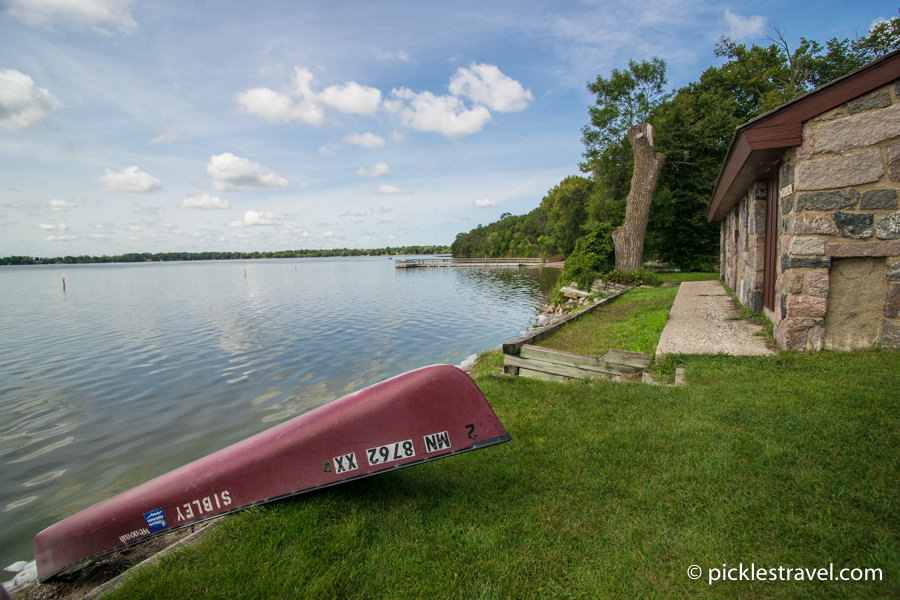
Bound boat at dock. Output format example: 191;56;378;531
33;365;510;581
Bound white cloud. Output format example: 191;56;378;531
449;63;533;113
235;86;324;126
475;198;499;207
236;63;527;141
206;153;289;191
151;127;182;144
319;82;382;115
39;222;67;230
371;205;392;214
236;66;380;125
389;88;491;139
180;193;230;209
384;63;529;139
0;69;63;131
49;198;76;212
724;10;766;40
344;132;385;148
289;66;315;97
99;165;162;193
4;0;137;34
357;162;393;177
227;210;283;227
376;184;411;195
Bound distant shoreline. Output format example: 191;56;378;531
0;247;451;266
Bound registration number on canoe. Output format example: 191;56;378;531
366;439;415;466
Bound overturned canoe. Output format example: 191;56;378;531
34;365;510;581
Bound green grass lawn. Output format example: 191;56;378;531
538;286;679;355
101;279;899;600
656;272;720;282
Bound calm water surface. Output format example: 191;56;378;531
0;257;557;568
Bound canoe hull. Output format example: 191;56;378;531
34;365;509;580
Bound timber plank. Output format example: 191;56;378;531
599;349;652;369
505;354;603;379
518;368;570;383
504;353;637;379
520;345;647;375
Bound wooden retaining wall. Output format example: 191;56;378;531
501;287;630;355
501;286;652;382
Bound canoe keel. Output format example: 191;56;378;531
33;365;510;580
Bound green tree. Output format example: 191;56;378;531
539;176;595;256
579;59;670;267
452;17;900;269
580;57;669;173
853;15;900;61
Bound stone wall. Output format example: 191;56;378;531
774;80;900;350
721;183;766;313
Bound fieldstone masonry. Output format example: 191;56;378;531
847;88;892;113
723;79;900;350
878;212;900;239
860;189;898;210
889;141;900;181
832;212;874;238
721;183;766;313
795;149;885;190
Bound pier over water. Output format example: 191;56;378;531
395;257;545;269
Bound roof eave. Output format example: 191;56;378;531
707;50;900;222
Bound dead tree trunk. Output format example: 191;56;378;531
612;122;666;272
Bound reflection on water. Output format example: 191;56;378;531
0;257;556;567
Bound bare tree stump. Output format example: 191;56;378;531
612;122;665;272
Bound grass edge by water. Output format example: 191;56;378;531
58;274;900;599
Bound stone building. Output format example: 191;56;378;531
707;50;900;351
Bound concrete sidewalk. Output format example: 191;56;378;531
655;280;773;357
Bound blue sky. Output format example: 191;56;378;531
0;0;895;256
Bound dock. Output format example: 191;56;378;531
395;257;544;269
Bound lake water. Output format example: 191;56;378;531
0;257;558;569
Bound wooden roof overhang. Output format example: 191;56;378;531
707;50;900;222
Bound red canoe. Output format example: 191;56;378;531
33;365;510;580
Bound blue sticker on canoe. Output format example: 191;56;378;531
144;508;168;532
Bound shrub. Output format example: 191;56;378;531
602;269;661;287
559;223;616;290
550;290;567;306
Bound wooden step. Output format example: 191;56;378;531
503;344;651;381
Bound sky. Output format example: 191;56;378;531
0;0;896;256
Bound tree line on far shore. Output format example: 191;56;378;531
0;245;451;265
451;18;900;272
